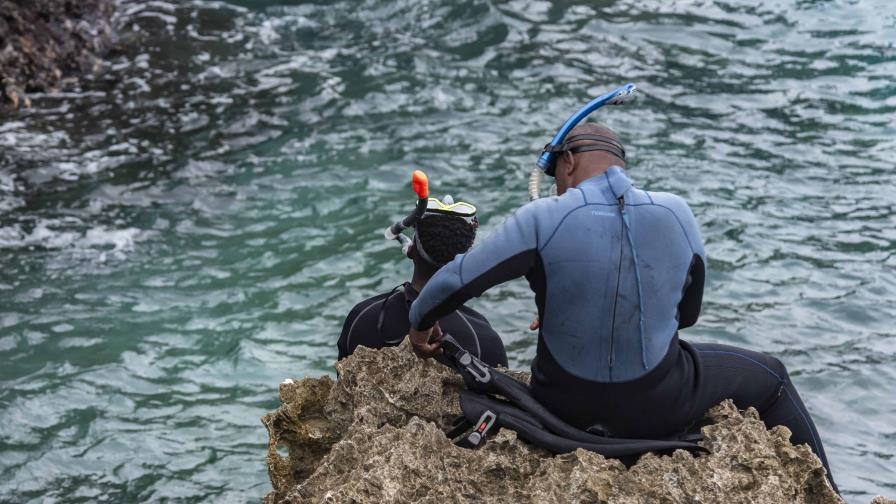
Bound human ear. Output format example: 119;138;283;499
563;151;576;178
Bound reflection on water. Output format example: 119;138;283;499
1;0;894;501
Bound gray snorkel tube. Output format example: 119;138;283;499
528;83;637;200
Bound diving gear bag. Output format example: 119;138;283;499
437;335;705;457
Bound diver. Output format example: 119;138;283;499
338;192;508;367
407;105;838;490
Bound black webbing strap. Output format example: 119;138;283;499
543;134;626;160
566;144;626;159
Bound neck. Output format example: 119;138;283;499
410;268;431;292
570;165;611;188
570;157;626;187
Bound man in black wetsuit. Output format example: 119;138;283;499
338;199;508;367
408;124;838;492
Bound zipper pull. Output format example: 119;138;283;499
617;196;625;213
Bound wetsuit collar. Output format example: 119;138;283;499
576;166;632;199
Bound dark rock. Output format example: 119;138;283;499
262;340;875;503
0;0;115;110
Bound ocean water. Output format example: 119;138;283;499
1;0;894;501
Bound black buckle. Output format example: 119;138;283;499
462;410;497;448
457;351;491;384
440;335;492;385
543;143;564;154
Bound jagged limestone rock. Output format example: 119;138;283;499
262;341;865;503
0;0;115;109
324;337;466;433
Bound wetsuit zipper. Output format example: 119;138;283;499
607;196;625;381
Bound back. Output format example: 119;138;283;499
535;170;704;381
410;166;705;383
339;284;508;367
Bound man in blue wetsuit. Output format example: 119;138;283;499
407;123;837;491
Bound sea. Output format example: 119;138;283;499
1;0;894;501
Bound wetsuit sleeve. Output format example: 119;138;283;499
672;197;706;329
410;203;540;330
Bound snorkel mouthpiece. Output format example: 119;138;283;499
530;83;637;200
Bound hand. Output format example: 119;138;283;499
529;316;540;331
409;323;443;359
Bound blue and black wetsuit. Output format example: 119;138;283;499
339;283;507;367
410;167;836;490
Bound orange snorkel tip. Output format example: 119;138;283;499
412;170;429;200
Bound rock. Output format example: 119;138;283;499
2;81;29;109
0;0;115;110
262;341;860;503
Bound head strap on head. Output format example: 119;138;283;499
544;134;626;162
413;232;441;266
413;195;478;267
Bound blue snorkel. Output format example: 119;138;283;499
528;83;637;200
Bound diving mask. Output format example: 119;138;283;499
423;196;478;225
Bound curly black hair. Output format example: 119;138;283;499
415;214;476;269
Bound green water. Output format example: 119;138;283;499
1;0;894;501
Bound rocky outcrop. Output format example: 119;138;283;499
1;0;115;109
262;341;878;503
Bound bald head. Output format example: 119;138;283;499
554;123;626;195
569;123;622;145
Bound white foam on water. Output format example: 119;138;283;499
0;219;148;264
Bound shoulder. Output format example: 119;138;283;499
511;190;587;227
345;292;393;324
641;190;703;251
644;191;691;213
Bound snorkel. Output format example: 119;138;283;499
384;170;429;256
528;83;637;200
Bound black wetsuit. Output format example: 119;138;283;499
338;283;508;367
534;336;836;491
410;169;837;491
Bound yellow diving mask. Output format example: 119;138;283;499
423;196;478;226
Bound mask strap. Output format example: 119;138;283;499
414;232;443;267
546;134;626;160
566;144;626;160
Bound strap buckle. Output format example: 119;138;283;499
457;351;491;383
440;335;492;385
543;143;564;154
463;410;497;448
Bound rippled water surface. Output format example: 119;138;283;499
1;0;895;501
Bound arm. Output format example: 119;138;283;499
678;255;705;329
337;310;356;360
673;197;706;329
337;299;372;360
410;202;541;331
